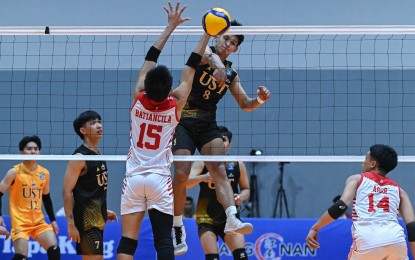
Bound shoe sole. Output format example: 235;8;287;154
224;224;253;235
174;246;188;256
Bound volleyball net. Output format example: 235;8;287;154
2;26;415;162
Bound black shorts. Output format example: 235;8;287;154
198;222;226;241
172;118;222;154
76;227;104;255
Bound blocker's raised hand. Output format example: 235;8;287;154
163;1;190;28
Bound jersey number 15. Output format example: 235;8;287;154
137;123;162;150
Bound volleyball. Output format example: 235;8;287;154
202;8;231;36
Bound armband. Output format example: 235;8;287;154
0;192;3;216
256;96;265;104
186;52;202;69
327;199;348;220
145;46;161;62
42;193;56;222
407;221;415;242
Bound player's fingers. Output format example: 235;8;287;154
175;1;180;12
178;5;187;16
163;6;169;14
168;1;173;12
179;17;191;24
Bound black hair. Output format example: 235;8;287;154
230;20;245;46
369;144;398;174
19;135;42;151
186;196;193;203
144;65;173;102
73;110;102;140
218;125;233;143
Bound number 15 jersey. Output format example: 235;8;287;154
351;171;406;250
126;92;179;176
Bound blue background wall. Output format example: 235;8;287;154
2;0;415;219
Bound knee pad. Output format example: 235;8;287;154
117;236;138;256
47;245;60;260
12;254;27;260
233;248;247;259
206;253;220;260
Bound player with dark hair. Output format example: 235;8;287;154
116;2;212;259
172;19;271;255
183;196;195;218
63;110;117;259
0;135;60;260
306;144;415;259
187;126;250;260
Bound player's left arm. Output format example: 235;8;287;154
229;74;271;112
42;171;58;234
133;1;190;100
235;162;250;206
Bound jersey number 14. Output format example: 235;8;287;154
368;193;390;212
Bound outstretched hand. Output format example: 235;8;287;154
163;1;190;28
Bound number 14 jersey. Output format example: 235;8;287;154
126;92;179;177
352;171;406;250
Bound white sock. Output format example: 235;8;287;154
173;215;183;227
225;206;237;218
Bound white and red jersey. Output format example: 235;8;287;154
126;92;179;176
351;171;406;250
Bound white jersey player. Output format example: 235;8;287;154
116;2;212;260
306;144;415;260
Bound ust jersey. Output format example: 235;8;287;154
182;46;238;122
73;145;108;231
351;171;406;250
126;92;179;176
9;163;49;227
196;162;240;225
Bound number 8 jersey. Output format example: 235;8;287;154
351;171;406;250
126;92;179;176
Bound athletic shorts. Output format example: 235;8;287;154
11;221;53;241
120;173;173;216
172;118;222;154
198;222;226;241
76;227;104;255
348;242;408;260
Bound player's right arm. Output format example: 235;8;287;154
306;174;359;249
0;168;16;227
173;32;211;114
200;46;226;87
62;160;84;243
133;1;190;100
398;188;415;258
186;161;213;189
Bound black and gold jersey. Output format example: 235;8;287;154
182;46;238;122
72;145;108;231
196;162;240;225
